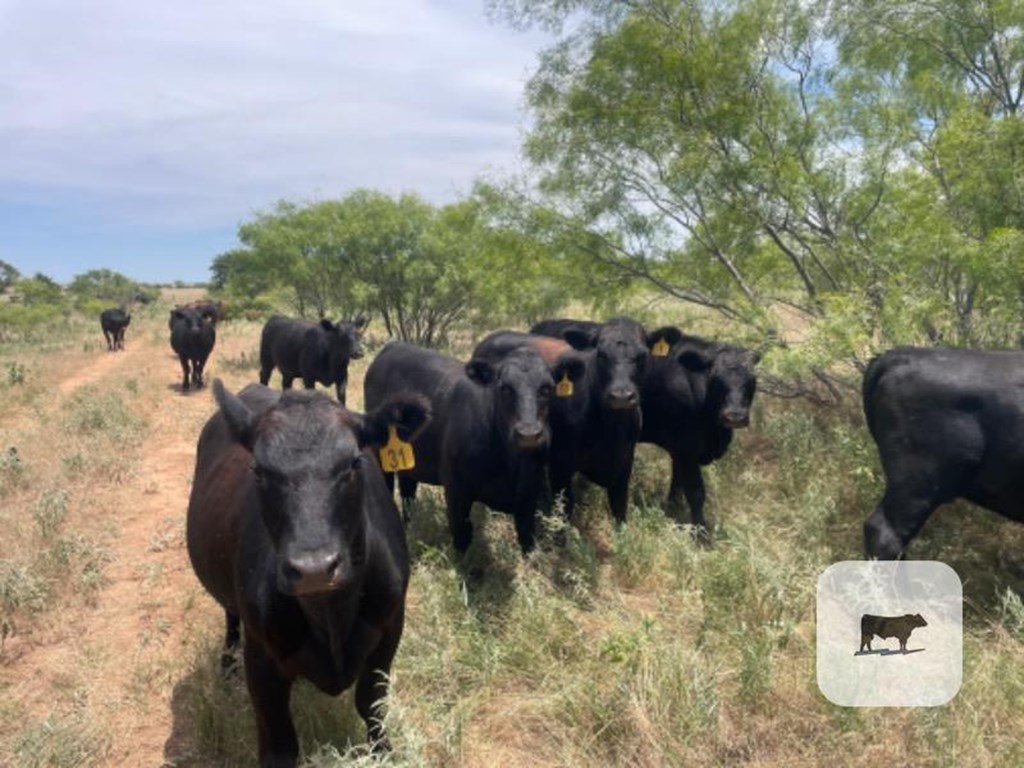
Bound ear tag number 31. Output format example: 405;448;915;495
380;424;415;472
556;372;574;398
652;337;670;357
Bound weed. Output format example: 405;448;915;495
0;444;26;495
15;712;107;768
6;361;26;386
32;488;70;539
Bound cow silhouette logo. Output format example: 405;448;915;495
857;613;927;655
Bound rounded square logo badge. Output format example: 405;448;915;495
816;561;962;707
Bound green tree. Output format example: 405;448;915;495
217;189;579;346
491;0;1024;371
0;259;20;292
68;269;139;307
18;273;65;307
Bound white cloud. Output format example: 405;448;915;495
0;0;547;228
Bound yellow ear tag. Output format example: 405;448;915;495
379;424;415;472
556;372;574;397
652;337;670;357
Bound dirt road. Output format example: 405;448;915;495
2;302;266;766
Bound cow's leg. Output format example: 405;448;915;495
513;494;539;555
355;614;403;752
244;637;298;768
398;475;418;524
258;363;273;386
194;358;205;388
606;453;634;524
302;377;316;391
859;633;870;652
445;486;474;554
221;611;241;674
335;371;348;407
104;330;113;350
179;358;191;392
281;374;295;389
864;483;941;560
548;457;575;523
674;459;712;545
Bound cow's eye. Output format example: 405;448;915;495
539;385;553;398
351;455;366;472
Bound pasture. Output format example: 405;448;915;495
2;291;1024;767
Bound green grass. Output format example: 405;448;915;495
176;390;1024;767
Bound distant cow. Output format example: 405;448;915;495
100;308;131;351
364;341;583;554
862;346;1024;559
859;613;927;653
259;315;368;407
169;306;216;392
187;380;429;766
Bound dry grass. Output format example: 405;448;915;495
1;295;1023;767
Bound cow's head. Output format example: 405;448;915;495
562;317;647;411
654;328;760;429
465;347;559;450
321;317;368;364
213;380;429;597
171;307;210;334
909;613;928;628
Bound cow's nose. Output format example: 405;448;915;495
513;422;545;449
608;388;638;409
282;552;342;594
721;410;750;428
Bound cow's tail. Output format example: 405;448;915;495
860;353;889;440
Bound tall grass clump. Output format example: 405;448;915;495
13;711;109;768
59;385;147;482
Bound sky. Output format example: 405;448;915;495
0;0;550;285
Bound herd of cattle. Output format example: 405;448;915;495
98;303;1024;766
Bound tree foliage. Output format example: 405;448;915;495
487;0;1024;372
215;190;575;346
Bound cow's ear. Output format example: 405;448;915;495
562;324;598;350
171;309;185;321
354;315;370;331
749;348;763;365
213;379;255;449
319;318;335;331
465;359;495;385
677;348;712;372
359;395;431;447
552;353;586;384
646;326;683;351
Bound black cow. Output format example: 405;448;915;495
533;320;760;534
259;315;368;407
526;318;651;523
364;341;582;554
638;328;760;534
859;613;927;653
170;306;216;392
863;346;1024;559
187;381;429;767
100;308;131;351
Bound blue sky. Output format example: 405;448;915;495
0;0;549;285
